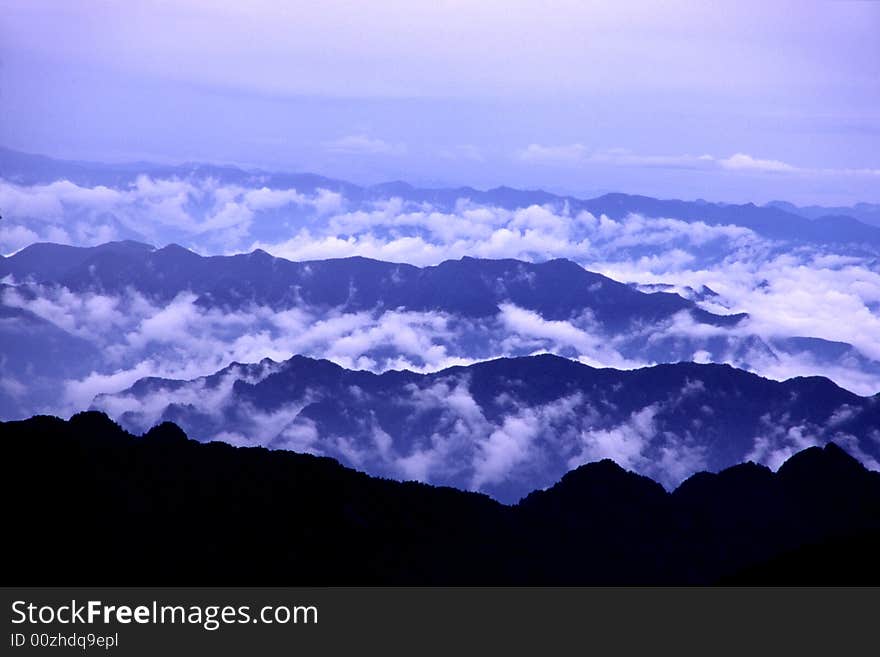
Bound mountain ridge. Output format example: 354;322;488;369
3;146;879;247
95;352;880;503
0;241;746;329
2;410;878;584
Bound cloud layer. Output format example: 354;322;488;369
4;174;880;414
90;356;880;503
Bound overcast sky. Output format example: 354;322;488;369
1;1;878;204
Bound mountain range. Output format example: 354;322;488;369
0;240;743;327
94;353;880;503
3;411;877;584
3;240;880;447
4;147;880;249
3;148;880;585
767;200;880;228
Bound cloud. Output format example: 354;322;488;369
93;361;280;433
3;286;484;416
569;405;661;472
5;191;880;413
251;200;755;268
0;176;342;253
718;153;797;173
323;135;406;156
596;149;717;169
471;412;541;489
517;143;589;165
598;248;880;368
516;146;880;178
94;358;880;498
497;303;644;370
5;171;880;405
1;224;42;253
516;144;720;170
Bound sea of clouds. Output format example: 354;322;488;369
2;172;880;496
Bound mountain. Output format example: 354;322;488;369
0;242;744;329
0;146;361;196
2;412;877;584
0;290;102;417
0;240;155;280
4;241;880;420
3;147;880;248
94;353;880;503
767;200;880;228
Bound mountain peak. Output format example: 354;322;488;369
142;421;190;445
519;458;668;509
157;243;195;255
777;441;865;481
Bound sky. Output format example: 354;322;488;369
1;0;879;204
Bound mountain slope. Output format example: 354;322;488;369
94;353;880;503
1;242;745;329
0;292;102;417
2;412;878;585
767;200;880;228
3;147;880;247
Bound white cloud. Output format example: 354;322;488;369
569;405;661;473
0;224;41;253
517;143;588;165
6;192;880;414
323;135;406;156
0;176;342;253
598;248;880;373
718;153;797;173
589;149;716;169
5;173;880;416
515;146;880;178
471;412;541;488
497;303;644;370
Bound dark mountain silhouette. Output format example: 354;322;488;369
0;242;744;329
96;353;880;503
2;412;877;585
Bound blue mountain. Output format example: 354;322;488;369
0;242;745;330
96;353;880;503
3;147;880;248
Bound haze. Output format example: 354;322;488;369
1;1;879;204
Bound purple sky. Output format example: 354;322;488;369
1;1;878;204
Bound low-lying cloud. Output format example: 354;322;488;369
4;174;880;404
0;176;342;253
89;362;880;503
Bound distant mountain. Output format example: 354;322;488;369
767;200;880;228
3;411;877;584
0;240;155;280
0;146;361;196
0;289;101;417
4;241;880;420
3;147;880;248
0;242;744;330
95;353;880;503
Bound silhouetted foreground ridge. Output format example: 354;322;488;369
3;412;878;584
